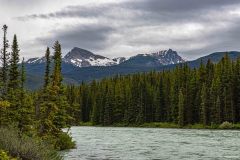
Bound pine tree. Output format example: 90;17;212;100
0;25;10;94
52;41;62;87
200;84;207;125
44;47;51;88
39;41;71;136
7;35;21;124
51;41;71;130
215;96;221;124
8;34;20;90
178;89;184;127
233;58;240;122
20;58;26;91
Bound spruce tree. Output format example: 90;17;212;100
178;89;184;127
8;34;20;90
7;35;20;124
52;41;62;87
0;25;10;94
200;84;207;125
20;58;26;91
44;47;51;88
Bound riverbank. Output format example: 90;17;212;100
0;127;61;160
78;121;240;130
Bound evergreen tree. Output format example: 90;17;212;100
0;24;10;94
178;89;184;127
20;58;26;91
44;47;51;88
200;84;207;125
8;34;20;90
52;41;62;87
7;35;21;124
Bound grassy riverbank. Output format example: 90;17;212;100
78;121;240;130
0;127;67;160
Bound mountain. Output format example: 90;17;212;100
26;56;49;64
186;51;240;68
113;57;127;64
63;47;118;67
26;48;184;68
24;49;240;90
119;49;185;67
26;47;120;67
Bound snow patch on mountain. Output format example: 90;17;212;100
145;49;185;65
25;47;185;68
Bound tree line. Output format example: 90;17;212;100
65;55;240;127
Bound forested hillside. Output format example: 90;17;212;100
65;55;240;126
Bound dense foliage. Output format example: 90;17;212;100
0;25;74;159
0;126;61;160
65;55;240;126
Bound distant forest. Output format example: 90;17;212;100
66;55;240;127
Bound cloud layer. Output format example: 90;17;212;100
5;0;240;59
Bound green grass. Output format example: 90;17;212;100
0;126;62;160
233;123;240;129
78;122;94;126
78;121;240;130
0;150;17;160
139;122;179;128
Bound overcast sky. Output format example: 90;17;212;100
1;0;240;60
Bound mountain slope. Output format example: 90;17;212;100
120;49;185;67
25;49;240;90
63;47;118;67
186;51;240;68
26;48;184;68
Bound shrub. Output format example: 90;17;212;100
219;121;234;129
233;123;240;129
0;150;17;160
55;132;76;150
140;122;179;128
0;126;62;160
79;121;93;126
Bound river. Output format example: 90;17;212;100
63;126;240;160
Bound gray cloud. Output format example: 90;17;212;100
17;0;240;23
16;4;114;21
127;0;240;12
37;24;115;52
13;0;240;59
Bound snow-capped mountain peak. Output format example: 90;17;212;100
146;49;185;65
26;57;48;64
113;57;128;64
63;47;117;67
25;47;185;68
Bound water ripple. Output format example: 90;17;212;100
63;127;240;160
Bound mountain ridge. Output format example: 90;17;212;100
26;48;185;67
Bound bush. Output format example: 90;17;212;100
233;123;240;129
0;126;62;160
219;121;234;129
55;132;76;150
184;124;205;129
140;122;179;128
79;121;93;126
0;150;17;160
